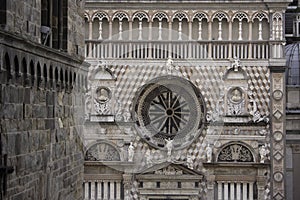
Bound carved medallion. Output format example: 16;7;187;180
273;171;283;182
273;90;283;101
273;131;283;142
95;87;111;104
228;87;244;104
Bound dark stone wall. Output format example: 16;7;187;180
0;33;88;200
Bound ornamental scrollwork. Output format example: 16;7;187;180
85;142;120;161
217;143;254;162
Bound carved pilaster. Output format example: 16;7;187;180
270;72;285;200
123;174;133;200
206;175;216;200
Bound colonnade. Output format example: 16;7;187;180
217;181;255;200
83;181;122;200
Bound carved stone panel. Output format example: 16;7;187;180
217;143;254;162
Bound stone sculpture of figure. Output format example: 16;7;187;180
231;88;242;102
206;144;212;163
232;57;241;72
115;100;123;121
128;142;135;162
97;88;109;103
259;144;267;163
166;56;174;74
187;154;193;169
165;138;173;158
123;109;131;122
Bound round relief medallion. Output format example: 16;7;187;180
273;171;284;182
273;131;283;142
133;76;206;150
273;90;283;101
228;87;244;104
95;87;111;103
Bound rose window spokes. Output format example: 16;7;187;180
149;90;190;138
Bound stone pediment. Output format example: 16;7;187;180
137;163;203;177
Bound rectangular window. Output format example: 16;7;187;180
0;0;6;26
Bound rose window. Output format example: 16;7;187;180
133;76;206;149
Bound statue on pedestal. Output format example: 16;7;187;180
206;144;213;163
128;142;135;162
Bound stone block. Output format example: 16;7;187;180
24;104;32;118
45;119;55;130
23;88;31;104
46;91;54;105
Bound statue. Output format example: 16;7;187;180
123;109;131;122
206;144;213;163
165;138;173;158
115;100;123;121
259;144;267;163
166;56;174;74
128;142;135;162
231;57;241;72
187;154;193;169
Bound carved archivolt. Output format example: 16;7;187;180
217;143;254;162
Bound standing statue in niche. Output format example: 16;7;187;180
206;144;213;163
259;144;267;163
128;142;135;162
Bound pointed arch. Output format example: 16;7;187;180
4;53;11;81
14;55;20;78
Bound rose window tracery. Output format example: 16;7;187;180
134;76;205;149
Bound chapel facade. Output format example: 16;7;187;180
83;1;292;200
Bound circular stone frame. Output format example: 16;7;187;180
133;76;206;150
95;86;111;104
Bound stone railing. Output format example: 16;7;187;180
85;40;271;60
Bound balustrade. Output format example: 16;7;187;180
85;40;270;60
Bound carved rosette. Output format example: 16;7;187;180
271;73;285;199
